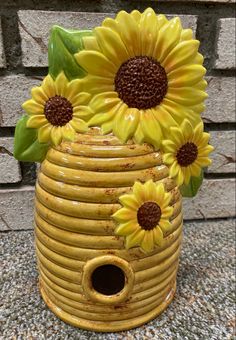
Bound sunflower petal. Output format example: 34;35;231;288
41;74;56;98
115;220;139;236
161;205;173;219
189;163;201;178
133;181;146;203
115;10;140;56
163;191;173;207
163;153;175;165
94;26;129;64
181;119;194;142
66;79;83;101
69;117;88;133
75;50;117;76
22;99;44;115
169;126;184;146
189;104;206;114
31;86;48;105
88;112;114;127
125;229;145;249
161;98;197;126
112;104;129;141
192;121;204;143
89;92;119;113
141;231;155;253
130;10;142;23
198;132;210;147
153;106;178;131
162;140;176;153
26;115;47;128
51;126;62;146
119;194;140;210
89;102;122;126
156;14;168;29
167;64;206;87
73;106;94;121
70;93;91;106
114;108;139;143
169;161;181;179
183;166;191;185
140;8;159;56
198;145;214;156
194;79;208;91
176;168;184;186
162;40;200;73
166;87;208;106
61;123;76;142
140;109;163;149
154;17;181;63
133;125;145;145
192;53;204;65
196;157;212;167
159;219;172;233
180;29;193;41
153;227;164;247
155;183;165;202
161;206;174;219
38;124;52;143
101;120;113;135
144;179;158;201
82;36;100;51
102;18;120;34
113;208;136;222
55;72;68;96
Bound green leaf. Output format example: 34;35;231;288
180;170;204;198
14;115;49;163
48;25;93;81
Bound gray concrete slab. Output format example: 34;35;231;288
0;219;235;339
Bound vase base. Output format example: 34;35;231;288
39;281;176;332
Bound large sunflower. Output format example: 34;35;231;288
22;72;92;146
75;8;207;148
162;119;214;186
113;180;173;253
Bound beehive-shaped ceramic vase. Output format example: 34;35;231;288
35;129;182;332
13;7;213;333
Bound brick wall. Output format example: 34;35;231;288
0;0;235;230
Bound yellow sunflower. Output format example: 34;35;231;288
75;8;207;148
22;72;93;146
162;119;214;186
113;180;173;253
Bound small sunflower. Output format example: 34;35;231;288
113;180;173;253
75;8;207;148
22;72;92;146
162;119;214;186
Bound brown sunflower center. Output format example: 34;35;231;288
137;201;161;230
44;95;73;126
114;56;168;110
176;142;198;167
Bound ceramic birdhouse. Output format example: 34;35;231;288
14;8;213;332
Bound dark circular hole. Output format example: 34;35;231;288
91;264;125;296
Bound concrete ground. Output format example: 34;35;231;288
0;219;235;340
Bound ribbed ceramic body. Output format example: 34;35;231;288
34;129;183;332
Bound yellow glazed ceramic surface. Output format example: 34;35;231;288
35;129;182;332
